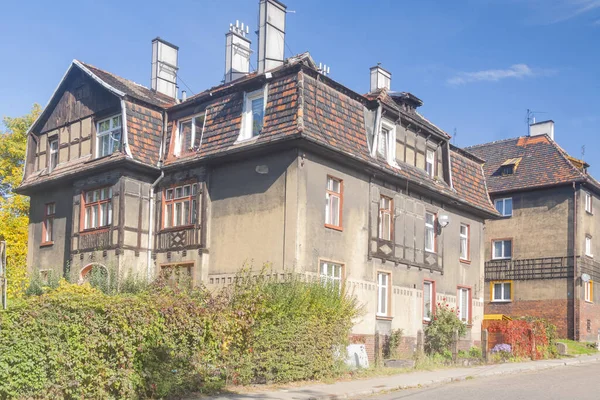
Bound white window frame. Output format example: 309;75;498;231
426;148;435;178
425;212;436;253
49;137;59;171
585;191;593;214
320;261;343;289
378;119;397;166
239;88;266;141
325;176;342;229
175;113;205;156
457;287;470;323
494;197;513;217
96;115;122;158
492;239;512;260
83;187;113;230
377;271;391;317
586;235;593;257
460;223;469;261
585;280;593;303
423;281;434;322
492;281;511;302
378;195;393;241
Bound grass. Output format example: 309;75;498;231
555;339;598;356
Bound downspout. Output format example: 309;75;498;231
573;181;578;341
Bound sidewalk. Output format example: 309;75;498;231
195;354;600;400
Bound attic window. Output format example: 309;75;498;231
501;165;514;175
239;88;266;141
96;115;122;158
378;119;397;166
500;157;521;176
175;113;205;156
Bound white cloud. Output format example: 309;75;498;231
520;0;600;24
448;64;547;85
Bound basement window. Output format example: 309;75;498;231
239;88;265;141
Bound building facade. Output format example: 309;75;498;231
17;0;499;359
468;127;600;341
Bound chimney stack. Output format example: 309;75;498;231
151;37;179;98
370;64;391;92
257;0;287;74
225;21;252;83
530;120;555;140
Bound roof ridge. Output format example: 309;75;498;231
79;61;152;91
547;136;587;180
465;136;522;149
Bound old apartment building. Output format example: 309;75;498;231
17;0;499;355
468;123;600;341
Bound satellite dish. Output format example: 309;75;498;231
582;273;591;282
438;213;450;228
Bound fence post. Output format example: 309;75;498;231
452;329;459;364
416;329;424;358
481;329;489;362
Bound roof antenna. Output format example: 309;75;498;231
453;128;457;145
582;145;586;160
526;109;547;136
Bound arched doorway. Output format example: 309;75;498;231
79;263;109;285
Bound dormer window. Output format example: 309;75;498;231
501;165;514;175
175;114;205;156
500;157;521;176
96;115;122;158
378;119;396;166
239;88;265;141
426;148;435;178
378;127;389;158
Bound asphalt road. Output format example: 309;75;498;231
364;361;600;400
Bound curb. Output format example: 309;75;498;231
301;355;600;400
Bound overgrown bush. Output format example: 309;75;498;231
0;269;360;399
424;302;466;355
383;329;404;359
487;318;557;360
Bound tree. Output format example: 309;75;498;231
0;104;41;298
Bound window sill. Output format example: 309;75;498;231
160;225;195;233
586;211;593;216
492;258;512;261
585;254;594;259
425;250;437;255
325;224;343;232
460;258;471;265
376;315;393;321
234;135;260;145
491;300;512;303
423;319;432;325
585;300;594;304
40;241;54;247
80;227;110;235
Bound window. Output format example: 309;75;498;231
378;119;396;165
492;239;512;259
492;281;512;302
320;261;343;289
426;148;435;178
585;192;593;214
42;203;55;244
49;138;59;171
96;115;122;157
378;196;393;241
494;197;513;217
160;264;193;288
163;184;198;229
325;176;343;229
240;89;265;140
585;280;593;303
378;127;389;159
425;212;436;253
175;114;205;156
586;235;593;257
460;223;470;261
377;271;391;317
501;164;514;175
457;287;471;323
423;281;434;322
82;187;113;230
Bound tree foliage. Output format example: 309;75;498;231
0;104;41;298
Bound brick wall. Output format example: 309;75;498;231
579;300;600;342
485;299;574;339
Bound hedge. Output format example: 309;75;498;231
0;273;360;399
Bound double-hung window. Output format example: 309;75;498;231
585;280;593;303
379;196;393;241
492;281;512;302
494;197;513;217
460;223;470;261
492;239;512;259
240;89;265;140
96;115;122;157
83;187;112;230
325;176;342;229
378;127;389;159
585;192;593;214
586;235;593;257
423;280;434;322
378;119;396;165
377;271;391;317
176;114;205;156
42;203;55;244
49;138;59;171
457;287;470;323
320;261;343;289
163;184;198;229
425;212;436;253
426;149;435;178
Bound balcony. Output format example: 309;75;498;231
485;257;574;281
79;229;112;251
156;226;200;251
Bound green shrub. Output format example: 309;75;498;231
0;269;360;398
424;302;466;355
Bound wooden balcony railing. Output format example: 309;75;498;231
79;229;112;251
156;226;199;251
485;257;573;281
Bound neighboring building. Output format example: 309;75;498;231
17;0;498;359
468;123;600;341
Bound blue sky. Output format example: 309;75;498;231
1;0;599;171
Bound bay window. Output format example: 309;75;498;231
82;187;113;230
163;183;198;229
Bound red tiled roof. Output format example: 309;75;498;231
466;135;598;194
450;148;497;214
